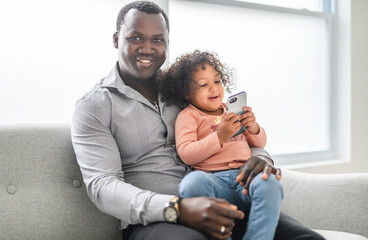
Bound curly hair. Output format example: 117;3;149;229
159;50;233;110
116;1;169;34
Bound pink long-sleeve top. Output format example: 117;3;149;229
175;104;267;172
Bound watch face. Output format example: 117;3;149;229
164;207;178;222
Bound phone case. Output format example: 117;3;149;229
226;91;247;137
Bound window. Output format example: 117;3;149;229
168;0;335;164
1;0;349;166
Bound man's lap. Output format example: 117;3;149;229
123;212;325;240
274;212;325;240
123;222;208;240
232;212;325;240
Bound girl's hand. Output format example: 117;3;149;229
217;113;241;146
240;106;260;135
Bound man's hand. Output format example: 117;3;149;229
179;197;244;240
236;156;282;195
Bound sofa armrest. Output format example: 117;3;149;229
280;169;368;238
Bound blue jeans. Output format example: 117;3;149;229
178;169;284;240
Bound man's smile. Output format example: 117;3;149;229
136;57;154;67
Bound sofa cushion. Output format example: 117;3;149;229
315;229;368;240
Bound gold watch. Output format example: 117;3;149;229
163;196;181;223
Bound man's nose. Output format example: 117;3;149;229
138;40;155;54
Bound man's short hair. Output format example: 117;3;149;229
116;1;169;33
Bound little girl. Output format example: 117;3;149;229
159;50;283;240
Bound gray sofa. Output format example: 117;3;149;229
1;124;367;240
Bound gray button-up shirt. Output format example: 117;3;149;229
72;63;189;228
71;63;271;229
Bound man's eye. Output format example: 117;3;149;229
127;36;141;41
153;38;164;43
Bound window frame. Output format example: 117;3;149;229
165;0;340;166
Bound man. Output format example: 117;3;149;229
71;1;324;240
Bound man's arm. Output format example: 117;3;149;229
71;96;173;226
250;147;274;165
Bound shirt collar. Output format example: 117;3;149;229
100;62;146;102
100;62;126;89
100;62;167;112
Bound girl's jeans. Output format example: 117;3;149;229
178;169;284;240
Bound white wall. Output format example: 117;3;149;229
0;0;125;124
292;0;368;174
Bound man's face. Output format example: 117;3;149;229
114;9;168;83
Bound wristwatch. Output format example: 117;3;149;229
163;196;182;223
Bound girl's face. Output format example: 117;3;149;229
188;64;224;115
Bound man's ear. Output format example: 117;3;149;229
113;32;119;49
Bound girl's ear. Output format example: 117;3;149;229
185;80;195;100
113;32;119;49
185;90;193;104
184;86;190;100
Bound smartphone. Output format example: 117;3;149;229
226;91;247;136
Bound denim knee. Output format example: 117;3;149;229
178;171;213;198
250;173;284;200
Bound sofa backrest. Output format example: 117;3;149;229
281;169;368;238
0;124;121;240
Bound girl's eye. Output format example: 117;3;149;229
199;84;207;87
215;80;221;84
